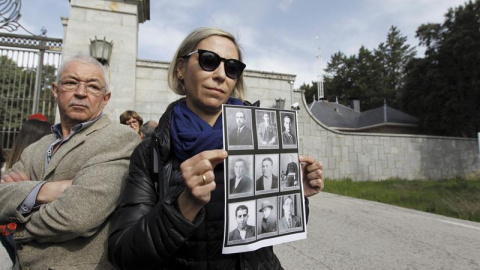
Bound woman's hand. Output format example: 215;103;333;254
299;155;324;197
178;149;228;222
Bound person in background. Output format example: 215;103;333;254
120;110;143;136
140;120;158;139
0;144;4;181
28;113;48;122
5;119;52;170
108;27;324;269
1;118;52;264
0;55;140;269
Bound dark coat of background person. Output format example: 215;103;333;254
0;145;5;179
108;99;286;269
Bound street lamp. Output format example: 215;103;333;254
90;36;113;66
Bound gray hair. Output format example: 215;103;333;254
56;55;110;92
141;120;158;138
167;27;246;100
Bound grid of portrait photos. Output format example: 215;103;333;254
222;104;307;254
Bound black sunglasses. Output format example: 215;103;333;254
182;49;246;79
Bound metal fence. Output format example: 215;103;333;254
0;32;62;152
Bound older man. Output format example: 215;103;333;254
0;55;140;269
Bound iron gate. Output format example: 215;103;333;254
0;32;62;152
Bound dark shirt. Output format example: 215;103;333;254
282;131;296;145
260;215;277;234
228;225;256;241
229;126;253;145
229;176;253;194
285;161;299;186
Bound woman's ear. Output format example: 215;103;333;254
177;58;186;79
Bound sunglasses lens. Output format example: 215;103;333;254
199;51;220;71
225;60;245;79
195;50;246;79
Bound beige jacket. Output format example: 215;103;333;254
0;115;140;270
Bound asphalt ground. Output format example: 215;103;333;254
2;192;479;269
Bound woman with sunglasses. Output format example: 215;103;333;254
108;27;324;270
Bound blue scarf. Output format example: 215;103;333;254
171;97;244;162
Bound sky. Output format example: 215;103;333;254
1;0;468;88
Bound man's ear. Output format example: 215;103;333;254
52;82;59;99
102;91;112;105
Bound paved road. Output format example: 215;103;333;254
2;193;479;269
275;193;480;269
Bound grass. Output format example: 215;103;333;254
323;177;480;222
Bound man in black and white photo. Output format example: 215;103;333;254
258;200;277;234
257;112;277;146
229;110;253;146
228;205;256;241
284;154;299;187
281;113;296;145
279;196;302;231
256;157;278;191
229;158;253;195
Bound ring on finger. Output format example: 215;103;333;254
202;173;207;185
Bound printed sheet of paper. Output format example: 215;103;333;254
222;104;307;254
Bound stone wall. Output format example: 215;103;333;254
295;90;480;181
62;0;142;120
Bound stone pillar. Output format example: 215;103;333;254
61;0;149;121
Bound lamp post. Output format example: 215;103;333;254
89;36;113;66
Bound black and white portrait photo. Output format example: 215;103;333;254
226;107;254;150
280;153;300;190
254;154;279;194
255;110;279;149
227;201;256;243
280;112;297;148
278;194;303;233
228;155;254;197
256;197;278;237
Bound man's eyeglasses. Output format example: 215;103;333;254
59;79;106;96
182;49;246;80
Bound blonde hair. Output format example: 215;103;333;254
167;27;246;100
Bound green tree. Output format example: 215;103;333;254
0;55;35;129
310;26;415;111
376;26;416;108
402;0;480;137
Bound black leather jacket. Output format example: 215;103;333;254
108;99;284;270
